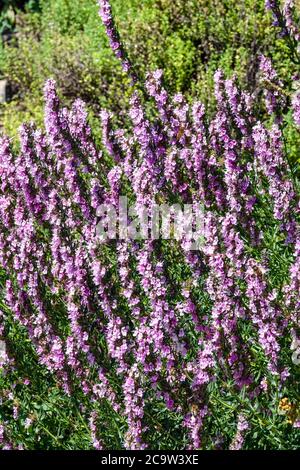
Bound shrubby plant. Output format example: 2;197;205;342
1;0;299;141
1;0;300;450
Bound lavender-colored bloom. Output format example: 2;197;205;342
265;0;300;44
259;55;285;120
292;90;300;126
253;122;296;242
98;1;136;81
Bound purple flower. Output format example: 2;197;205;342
292;90;300;126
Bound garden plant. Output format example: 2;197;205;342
0;0;300;450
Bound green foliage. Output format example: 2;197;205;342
0;0;298;138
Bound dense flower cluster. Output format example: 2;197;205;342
0;0;300;450
266;0;300;41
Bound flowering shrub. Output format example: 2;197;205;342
1;0;299;140
0;0;300;450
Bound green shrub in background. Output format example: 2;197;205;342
0;0;299;165
0;0;299;140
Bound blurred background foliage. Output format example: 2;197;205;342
0;0;299;149
0;1;40;34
